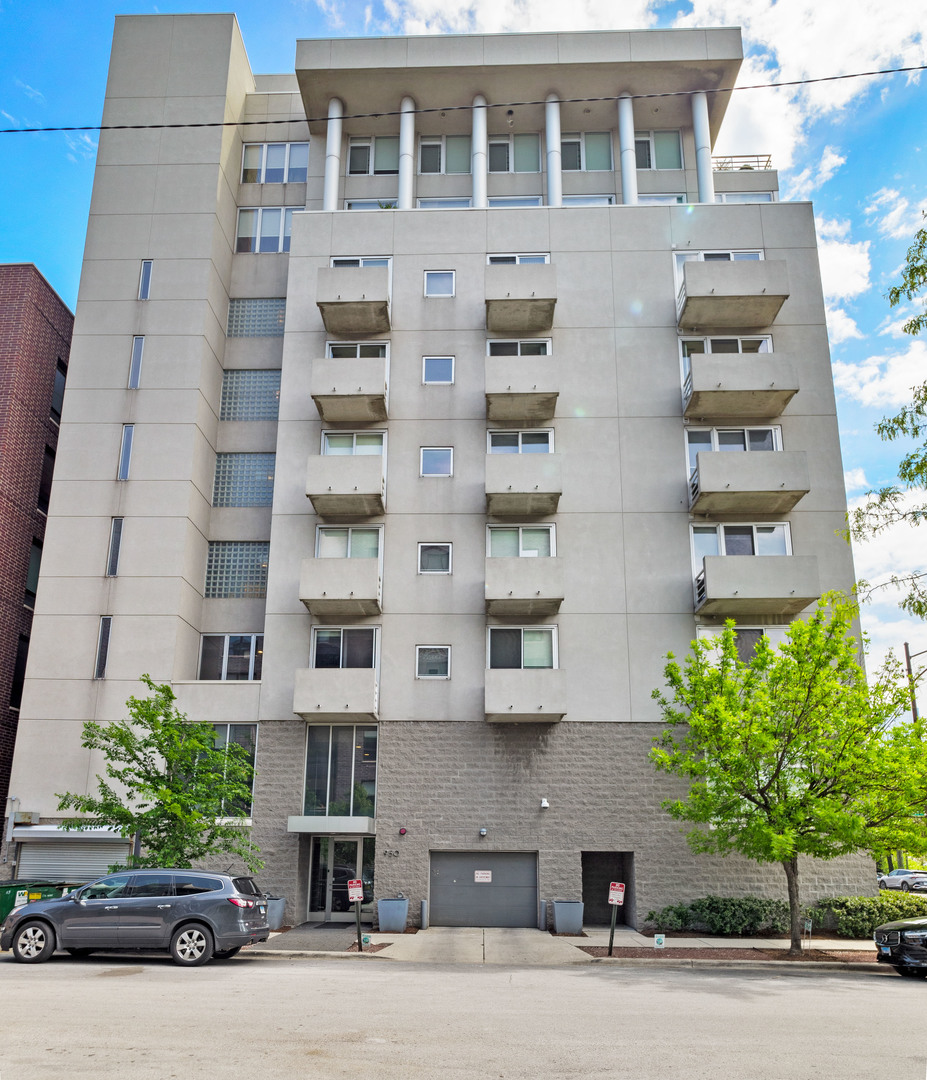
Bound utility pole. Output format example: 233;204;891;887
903;642;927;721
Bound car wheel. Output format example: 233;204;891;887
66;948;95;957
902;883;910;892
878;880;886;889
896;966;927;978
211;947;242;960
170;924;214;967
11;920;56;963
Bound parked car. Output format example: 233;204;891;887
874;914;927;978
877;869;927;893
0;868;269;967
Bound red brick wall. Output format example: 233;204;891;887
0;265;73;828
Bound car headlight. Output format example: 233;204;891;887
902;931;927;944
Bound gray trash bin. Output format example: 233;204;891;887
377;897;409;932
551;900;584;934
265;895;286;930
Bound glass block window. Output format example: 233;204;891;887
227;298;286;337
220;370;281;421
212;453;275;507
205;541;269;599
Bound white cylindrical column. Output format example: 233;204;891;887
692;91;715;204
617;93;638;206
545;93;562;207
472;94;488;209
323;98;344;212
398;96;416;210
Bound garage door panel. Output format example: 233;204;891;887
430;852;537;928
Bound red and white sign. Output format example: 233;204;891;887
347;879;364;903
474;870;492;883
608;882;625;906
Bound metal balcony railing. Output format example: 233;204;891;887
712;154;773;171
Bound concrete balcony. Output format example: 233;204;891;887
484;557;564;616
485;667;565;723
485;356;558;422
310;356;388;423
299;557;382;616
677;260;789;330
485;453;562;517
306;455;385;517
316;266;390;335
292;667;379;722
689;451;810;515
684;354;799;419
694;555;820;616
485;263;557;334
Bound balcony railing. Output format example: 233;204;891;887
712;155;773;171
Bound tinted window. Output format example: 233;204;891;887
173;874;222;895
81;874;134;900
130;873;174;898
233;877;262;897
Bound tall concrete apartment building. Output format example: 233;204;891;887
4;15;871;923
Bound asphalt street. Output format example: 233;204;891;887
2;951;923;1079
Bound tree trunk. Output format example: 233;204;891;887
781;856;803;955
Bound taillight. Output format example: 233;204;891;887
228;897;254;908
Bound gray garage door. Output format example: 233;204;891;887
429;851;538;928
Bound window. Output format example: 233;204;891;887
635;130;683;170
50;359;66;422
417;645;450;678
487;253;550;265
199;634;264;680
94;616;112;679
680;336;771;358
424;271;455;297
696;624;788;663
418;542;452;573
419;135;471;174
421;447;453;476
10;634;28;709
117;426;133;481
331;256;391;269
25;540;42;607
423;356;454;384
106;518;123;577
488;196;542;208
327;342;388;359
322;431;384;455
417;197;472;209
345;199;394;210
317;527;381;559
561;131;613;171
488;525;554;557
128;336;144;389
138;260;152;300
204;541;269;599
691;523;791;567
227;298;286;337
220;370;281;421
488;430;552;453
236;207;295;253
488;133;540;173
561;194;615;206
686;427;780;476
637;194;686;205
38;446;55;511
241;142;308;184
715;191;774;204
303;725;377;817
314;627;377;669
212;723;258;817
212;452;275;507
348;136;400;175
675;250;762;291
488;627;556;669
487;339;550;357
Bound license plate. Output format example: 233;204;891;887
258;904;266;914
881;946;892;955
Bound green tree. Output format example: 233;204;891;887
57;675;262;872
650;601;927;954
849;215;927;617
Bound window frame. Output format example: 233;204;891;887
321;430;386;456
302;723;378;819
416;644;451;680
715;191;775;204
347;136;400;176
637;194;686;206
212;452;276;508
422;356;455;385
487;429;554;454
235;207;296;254
211;722;258;820
138;260;152;300
417;197;473;209
326;341;389;360
685;426;782;476
128;336;144;389
487;339;551;357
424;270;456;298
487;524;556;557
418;134;472;175
420;447;454;477
198;634;264;681
117;425;134;481
240;141;309;184
94;616;112;680
50;359;67;422
487;132;541;174
311;626;380;671
560;131;614;172
487;626;558;669
561;194;616;206
315;525;383;560
634;130;683;171
418;542;452;575
487;196;543;208
106;518;124;577
674;249;763;292
696;623;789;662
487;253;550;265
690;522;793;571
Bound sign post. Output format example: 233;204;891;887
348;879;364;952
607;882;625;957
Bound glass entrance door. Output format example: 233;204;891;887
308;836;375;922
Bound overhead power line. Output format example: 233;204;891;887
1;61;925;136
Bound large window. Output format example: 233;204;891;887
314;627;377;669
212;723;257;818
227;298;286;337
488;627;556;669
303;725;377;817
686;427;780;476
561;131;613;171
691;523;791;564
635;130;683;170
204;541;269;599
220;370;281;421
241;142;308;184
488;430;552;453
199;634;263;680
316;527;381;559
322;431;384;456
488;133;540;173
419;135;471;174
236;207;295;253
327;342;388;359
212;452;275;507
348;136;399;175
488;339;549;356
488;525;554;557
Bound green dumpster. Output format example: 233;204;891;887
0;880;86;923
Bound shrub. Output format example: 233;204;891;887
807;894;927;938
645;895;790;936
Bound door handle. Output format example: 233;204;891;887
157;904;171;909
104;905;119;910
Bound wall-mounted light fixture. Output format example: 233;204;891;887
479;827;488;837
540;798;550;809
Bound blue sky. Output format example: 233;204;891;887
2;0;926;699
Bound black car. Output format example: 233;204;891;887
873;914;927;978
0;868;269;967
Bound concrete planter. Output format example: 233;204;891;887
377;897;409;932
551;900;584;935
265;895;286;930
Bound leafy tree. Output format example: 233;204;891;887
57;675;262;872
849;215;927;617
650;601;927;954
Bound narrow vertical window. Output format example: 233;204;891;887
25;540;42;607
107;518;124;577
128;336;144;389
138;261;152;300
38;446;55;512
94;617;112;679
50;359;67;422
10;635;29;708
117;425;134;480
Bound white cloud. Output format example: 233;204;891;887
376;0;655;34
815;217;871;301
63;132;97;162
833;339;927;408
865;187;927;240
826;305;863;345
14;78;45;104
876;306;917;339
845;467;868;492
784;146;845;200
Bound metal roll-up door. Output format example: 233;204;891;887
430;851;538;927
17;841;130;881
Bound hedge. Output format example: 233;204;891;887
807;894;927;938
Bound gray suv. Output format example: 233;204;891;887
0;869;269;967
